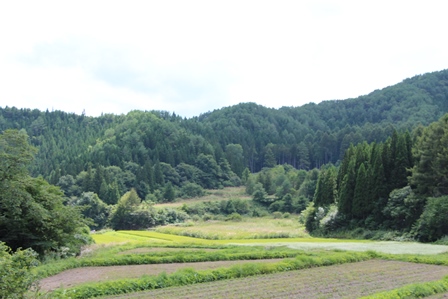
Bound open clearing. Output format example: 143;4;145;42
104;260;448;299
155;218;308;239
39;259;284;291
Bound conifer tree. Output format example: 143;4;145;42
314;166;336;207
338;159;356;219
352;163;369;220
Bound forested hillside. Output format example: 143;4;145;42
0;69;448;204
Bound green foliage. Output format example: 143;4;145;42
411;113;448;197
252;183;270;205
181;198;253;217
362;276;448;299
382;186;425;231
313;165;337;207
413;196;448;242
335;133;413;226
225;144;245;177
0;130;92;256
0;242;39;298
108;189;143;230
241;168;250;184
226;212;243;222
162;182;176;202
180;182;205;198
3;71;448;244
69;192;110;230
0;129;37;182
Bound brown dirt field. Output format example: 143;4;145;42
118;247;217;255
105;260;448;299
39;259;284;291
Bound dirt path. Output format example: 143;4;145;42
39;259;284;291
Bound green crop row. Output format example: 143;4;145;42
52;250;374;299
361;276;448;298
35;245;301;278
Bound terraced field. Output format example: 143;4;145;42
105;260;448;299
37;230;448;298
39;259;284;291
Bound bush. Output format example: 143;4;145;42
226;212;243;222
413;196;448;242
0;242;39;298
180;183;205;198
272;211;283;219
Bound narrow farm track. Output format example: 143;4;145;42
39;259;284;291
105;260;448;299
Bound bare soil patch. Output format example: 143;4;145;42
106;260;448;299
39;259;283;291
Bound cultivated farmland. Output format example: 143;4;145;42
36;230;448;299
105;260;448;299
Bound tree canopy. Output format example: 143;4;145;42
0;130;92;256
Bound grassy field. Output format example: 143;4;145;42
90;228;448;255
155;217;308;239
153;187;250;208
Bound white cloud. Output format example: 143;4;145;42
1;0;448;117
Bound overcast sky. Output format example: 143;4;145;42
1;1;447;118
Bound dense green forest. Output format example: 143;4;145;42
0;70;447;196
2;69;448;252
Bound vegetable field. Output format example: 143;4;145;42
36;229;448;298
105;260;448;299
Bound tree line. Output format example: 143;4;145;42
309;113;448;242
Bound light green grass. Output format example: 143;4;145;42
91;231;162;244
155;217;309;239
91;230;448;255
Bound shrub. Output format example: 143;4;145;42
226;213;243;222
413;196;448;242
272;211;283;219
180;183;205;198
0;242;39;298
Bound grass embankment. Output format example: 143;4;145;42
35;242;300;279
39;259;284;292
